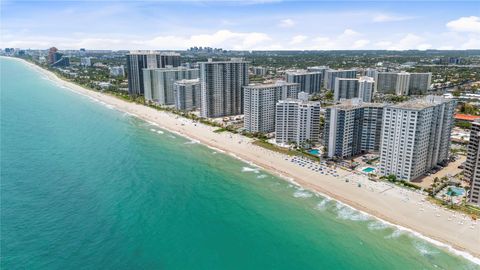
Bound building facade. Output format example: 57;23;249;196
275;95;321;146
243;81;299;133
358;76;375;102
375;72;431;96
285;70;322;94
199;58;249;118
379;96;456;181
173;79;201;111
324;69;357;90
334;78;358;101
126;51;181;96
465;120;480;206
324;99;384;158
143;67;199;105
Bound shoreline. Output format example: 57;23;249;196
6;57;480;264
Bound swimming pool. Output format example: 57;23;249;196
309;149;320;155
447;186;465;196
362;167;375;173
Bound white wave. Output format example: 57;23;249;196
256;174;268;179
168;135;176;139
367;221;389;231
293;189;313;198
241;167;260;173
184;139;199;144
336;203;370;221
157;130;164;134
150;128;156;132
315;199;330;211
385;229;404;239
414;241;439;256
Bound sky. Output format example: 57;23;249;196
1;0;479;50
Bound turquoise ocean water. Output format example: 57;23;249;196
1;57;478;269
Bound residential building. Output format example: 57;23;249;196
324;99;385;158
307;66;329;84
375;72;431;96
285;70;322;94
109;65;125;77
199;58;249;118
324;69;357;90
243;81;300;133
334;76;374;102
334;78;358;101
358;76;375;102
126;51;181;96
364;68;377;78
252;66;267;76
465;120;480;206
409;73;432;95
174;79;201;111
143;67;199;105
80;57;92;67
275;94;321;146
379;96;456;181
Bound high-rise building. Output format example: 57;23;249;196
285;70;322;94
243;81;299;133
334;76;374;102
252;66;267;76
409;73;432;95
358;76;375;102
307;66;329;85
80;57;92;67
48;47;59;64
379;96;456;181
143;67;199;105
375;72;398;94
275;95;321;146
324;99;385;158
324;69;357;90
364;68;377;78
395;72;410;95
199;58;249;118
109;66;125;77
334;78;358;101
375;72;431;96
465;120;480;206
173;79;201;111
126;51;181;96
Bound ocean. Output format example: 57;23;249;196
1;57;478;269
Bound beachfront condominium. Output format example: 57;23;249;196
243;81;300;133
375;72;431;96
409;73;432;95
324;99;385;158
364;68;377;78
379;96;456;181
199;58;249;118
252;66;267;76
285;70;322;94
143;67;199;105
465;120;480;206
334;76;374;102
126;51;181;96
275;94;321;146
173;79;201;111
324;69;357;91
307;66;329;85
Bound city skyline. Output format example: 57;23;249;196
1;1;479;50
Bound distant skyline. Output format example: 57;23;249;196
1;0;479;50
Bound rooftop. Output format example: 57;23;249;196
328;98;385;110
454;114;480;121
389;96;452;110
244;80;299;89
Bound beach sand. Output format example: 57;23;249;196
11;57;480;263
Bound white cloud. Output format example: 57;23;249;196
372;14;414;23
289;35;307;45
446;16;480;33
278;18;295;28
387;34;431;50
352;39;370;48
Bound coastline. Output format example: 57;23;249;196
7;57;480;263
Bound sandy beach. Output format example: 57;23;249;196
11;57;480;263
